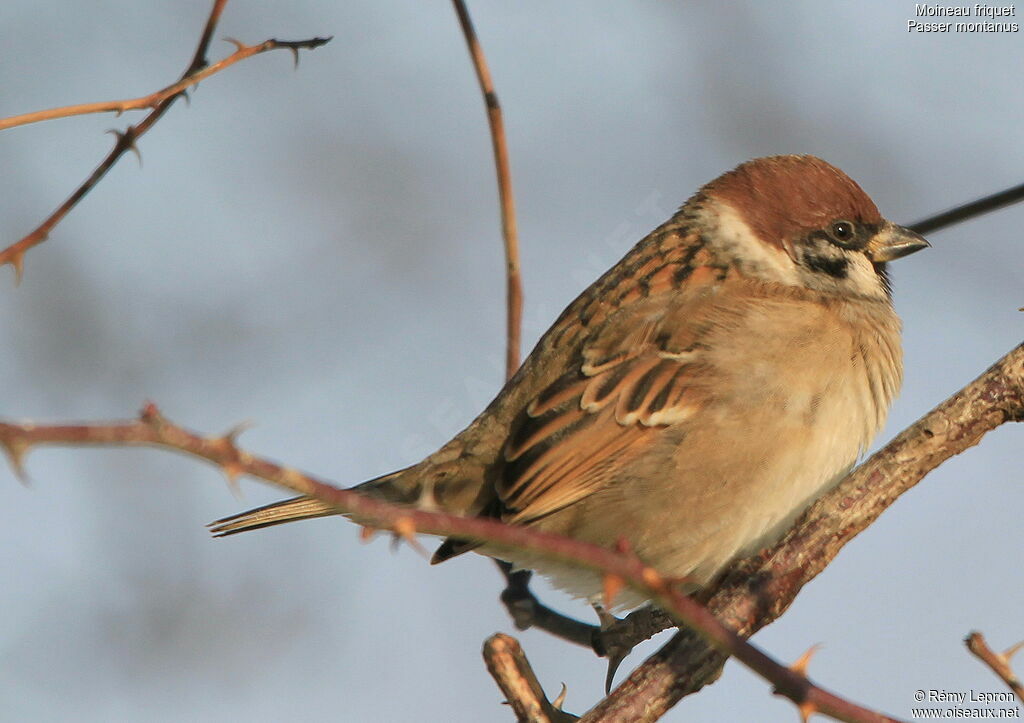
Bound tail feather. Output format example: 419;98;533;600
208;466;423;538
208;496;337;536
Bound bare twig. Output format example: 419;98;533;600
0;37;330;132
965;632;1024;706
0;0;329;285
451;0;523;380
484;633;579;722
584;342;1024;721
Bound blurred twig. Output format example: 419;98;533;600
451;0;522;380
0;37;329;132
0;0;329;285
448;0;590;659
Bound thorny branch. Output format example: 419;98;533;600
0;0;329;285
0;401;910;723
0;37;330;132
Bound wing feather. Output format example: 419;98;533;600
498;296;713;523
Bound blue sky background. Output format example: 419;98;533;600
1;2;1022;721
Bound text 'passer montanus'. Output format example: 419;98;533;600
211;155;929;608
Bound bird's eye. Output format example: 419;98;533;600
830;221;854;241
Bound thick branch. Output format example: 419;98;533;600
484;633;579;722
583;342;1024;721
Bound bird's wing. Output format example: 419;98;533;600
497;269;721;524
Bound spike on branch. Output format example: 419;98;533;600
106;128;142;166
797;699;818;723
5;249;26;286
790;644;821;677
139;401;165;426
391;516;426;557
552;683;568;711
1;435;31;484
211;423;250;497
602;573;625;609
1004;640;1024;662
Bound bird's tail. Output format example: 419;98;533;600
208;467;422;537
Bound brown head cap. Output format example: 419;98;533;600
702;155;883;247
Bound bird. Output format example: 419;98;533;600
210;155;928;610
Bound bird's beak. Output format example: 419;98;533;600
866;223;931;263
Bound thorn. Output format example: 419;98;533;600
289;46;300;69
592;602;618;629
592;603;626;693
106;129;142;166
139;401;164;425
221;462;244;498
358;525;377;543
1004;640;1024;662
8;250;25;286
602;573;625;610
551;683;567;710
181;90;191;107
392;516;426;557
640;566;664;591
613;536;633;555
223;37;246;52
222;421;253;444
797;700;817;722
1;436;30;484
211;423;249;498
604;650;628;694
790;644;821;677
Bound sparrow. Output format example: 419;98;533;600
210;155;928;609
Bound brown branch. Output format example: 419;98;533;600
0;38;329;132
451;0;522;381
0;0;329;285
965;632;1024;705
0;403;907;723
584;342;1024;721
484;633;579;722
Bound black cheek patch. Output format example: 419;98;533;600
803;253;849;279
